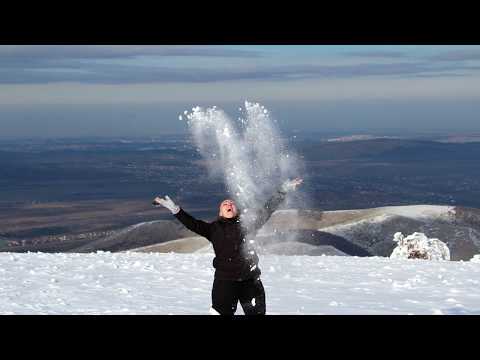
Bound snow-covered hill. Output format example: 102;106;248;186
253;205;480;260
1;252;479;315
6;205;480;261
126;205;480;260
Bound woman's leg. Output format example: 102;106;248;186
238;277;266;315
211;278;239;315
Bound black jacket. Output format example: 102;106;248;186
174;189;287;281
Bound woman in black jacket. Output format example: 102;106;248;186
153;177;303;315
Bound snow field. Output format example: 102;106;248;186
1;252;479;315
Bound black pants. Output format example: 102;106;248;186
212;277;266;315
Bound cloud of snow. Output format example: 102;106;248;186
182;101;305;234
182;101;300;209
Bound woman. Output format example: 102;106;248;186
153;177;303;315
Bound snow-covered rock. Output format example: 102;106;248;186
390;232;450;261
470;255;480;263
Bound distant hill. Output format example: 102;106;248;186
113;205;480;261
4;202;480;260
132;236;209;253
257;206;479;260
71;220;197;253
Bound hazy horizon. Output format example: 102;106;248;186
1;98;480;139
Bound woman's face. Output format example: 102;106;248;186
219;199;238;218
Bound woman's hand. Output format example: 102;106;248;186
152;195;180;214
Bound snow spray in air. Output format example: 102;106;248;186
181;101;305;240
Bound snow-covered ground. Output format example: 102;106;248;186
1;252;480;315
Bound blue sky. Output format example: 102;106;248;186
1;45;480;137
